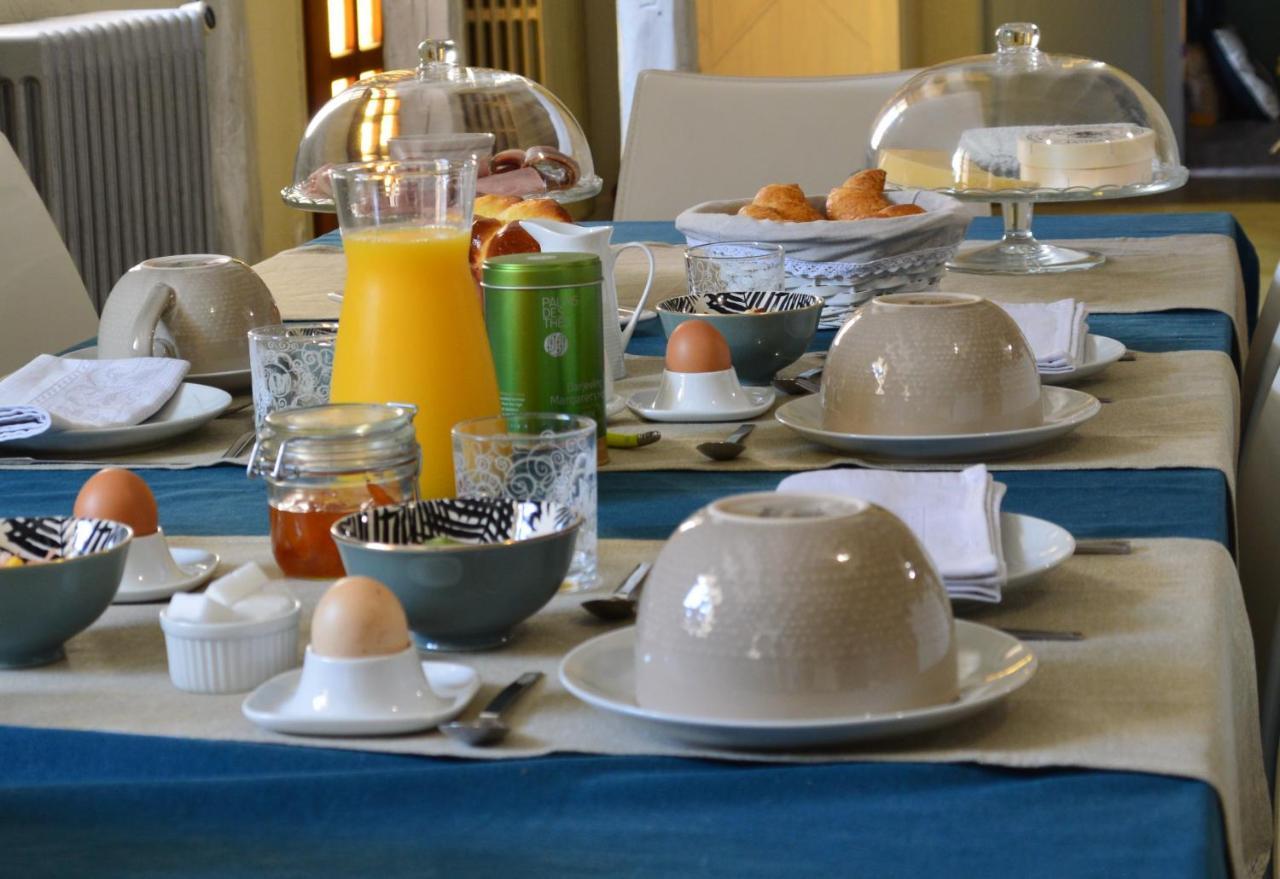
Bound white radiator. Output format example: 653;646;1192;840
0;2;214;310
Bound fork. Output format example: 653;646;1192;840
224;429;256;459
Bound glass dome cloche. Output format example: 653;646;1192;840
283;38;602;213
869;22;1188;274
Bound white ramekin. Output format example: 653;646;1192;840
159;599;301;694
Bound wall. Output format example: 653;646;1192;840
0;0;308;260
244;0;309;257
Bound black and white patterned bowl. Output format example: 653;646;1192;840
331;499;580;651
0;517;133;668
656;292;823;384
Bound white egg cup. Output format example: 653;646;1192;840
654;367;750;411
114;528;218;604
627;367;775;423
284;645;450;718
160;597;301;694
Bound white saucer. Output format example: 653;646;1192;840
559;621;1036;750
64;346;251;392
774;387;1099;461
242;661;480;737
1001;512;1075;589
1039;335;1126;385
627;386;775;423
2;383;232;455
618;307;657;327
945;513;1073;604
113;547;220;604
606;394;626;421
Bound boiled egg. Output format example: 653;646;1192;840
73;468;159;537
664;320;732;374
310;576;410;658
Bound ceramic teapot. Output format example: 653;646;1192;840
520;220;656;381
99;255;280;378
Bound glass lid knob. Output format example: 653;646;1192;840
995;22;1040;53
418;38;459;67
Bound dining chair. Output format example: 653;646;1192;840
1241;260;1280;435
1240;335;1280;780
0;135;98;374
614;69;921;221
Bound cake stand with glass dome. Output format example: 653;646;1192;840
868;22;1188;274
283;38;602;213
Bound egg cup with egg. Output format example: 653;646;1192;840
242;577;481;737
73;468;219;603
626;320;776;423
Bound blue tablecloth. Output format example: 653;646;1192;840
0;213;1252;878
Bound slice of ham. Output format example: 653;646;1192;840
475;167;547;197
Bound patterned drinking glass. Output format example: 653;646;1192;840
452;413;598;590
248;323;338;428
685;241;786;295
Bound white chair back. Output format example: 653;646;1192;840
1241;329;1280;779
614;69;917;221
0;136;97;373
1242;260;1280;434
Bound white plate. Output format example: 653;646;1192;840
112;547;219;604
627;387;775;423
242;661;480;737
1001;512;1075;589
64;346;251;392
559;621;1036;750
618;307;657;327
606;394;626;421
774;387;1099;461
2;383;232;455
1040;335;1126;385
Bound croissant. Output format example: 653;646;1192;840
825;187;889;221
475;194;522;219
497;198;573;224
872;203;927;219
837;169;887;193
737;203;790;221
749;183;824;222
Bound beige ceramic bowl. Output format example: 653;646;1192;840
822;292;1041;435
634;492;956;721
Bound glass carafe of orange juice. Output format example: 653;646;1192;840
329;159;500;497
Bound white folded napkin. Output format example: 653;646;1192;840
0;354;189;438
995;299;1089;374
777;465;1007;602
0;406;52;442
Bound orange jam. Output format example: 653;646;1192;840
268;483;402;579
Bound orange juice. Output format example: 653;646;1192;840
330;226;501;497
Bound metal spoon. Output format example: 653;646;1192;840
999;627;1085;642
696;423;755;461
440;671;542;747
581;562;651;621
771;366;823;396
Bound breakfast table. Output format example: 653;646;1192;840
0;211;1270;878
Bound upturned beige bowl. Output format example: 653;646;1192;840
634;493;956;721
822;292;1041;435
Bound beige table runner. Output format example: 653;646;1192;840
940;235;1247;354
0;536;1267;878
256;236;1245;355
0;404;256;471
606;350;1240;491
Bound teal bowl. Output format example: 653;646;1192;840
656;291;823;384
331;499;580;652
0;517;132;668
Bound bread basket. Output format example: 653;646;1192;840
675;190;970;295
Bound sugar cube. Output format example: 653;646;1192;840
167;593;243;624
205;563;270;607
232;593;295;621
